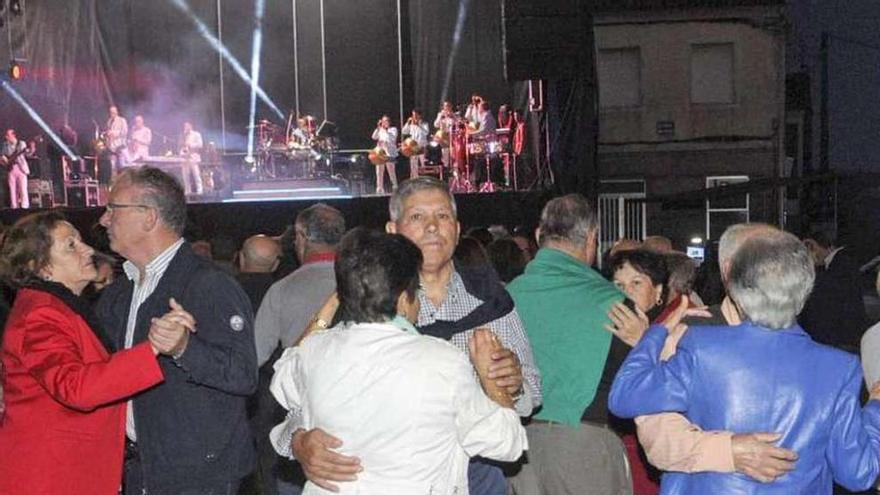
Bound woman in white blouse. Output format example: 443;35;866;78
270;228;527;494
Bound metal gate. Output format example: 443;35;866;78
598;182;646;264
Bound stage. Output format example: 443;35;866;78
0;190;550;248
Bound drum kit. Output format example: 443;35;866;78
250;115;335;179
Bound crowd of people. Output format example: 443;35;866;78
0;168;879;495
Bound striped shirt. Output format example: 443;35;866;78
123;238;185;441
417;270;542;417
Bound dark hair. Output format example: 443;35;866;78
0;211;66;287
296;203;346;246
465;227;493;247
335;227;422;323
115;166;187;235
487;238;528;283
665;252;697;296
804;228;836;249
454;236;490;270
608;249;669;299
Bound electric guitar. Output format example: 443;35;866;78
0;136;41;171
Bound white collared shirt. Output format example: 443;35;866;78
123;238;185;441
270;321;527;495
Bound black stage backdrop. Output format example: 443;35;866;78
0;0;595;197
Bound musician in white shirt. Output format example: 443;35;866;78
1;129;33;209
371;115;398;194
127;115;152;164
433;101;456;168
105;105;129;171
270;228;527;495
401;109;430;179
464;94;482;127
180;121;204;195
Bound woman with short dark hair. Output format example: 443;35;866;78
270;228;527;494
0;212;170;494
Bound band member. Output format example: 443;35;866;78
402;109;430;179
127;115;152;164
105;105;129;171
290;118;311;147
464;94;483;127
468;100;497;139
433;101;456;168
1;129;34;209
371;115;398;195
180;121;204;195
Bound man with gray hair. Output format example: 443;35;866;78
96;166;257;494
506;193;632;494
286;177;540;495
634;222;798;484
611;230;880;494
254;203;345;367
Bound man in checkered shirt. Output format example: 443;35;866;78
283;177;542;495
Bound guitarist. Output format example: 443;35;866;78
0;129;34;209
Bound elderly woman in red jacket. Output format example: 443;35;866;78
0;212;186;494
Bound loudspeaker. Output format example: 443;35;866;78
501;0;591;81
65;179;100;207
27;179;55;208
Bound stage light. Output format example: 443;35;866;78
8;60;23;80
0;80;80;163
690;237;703;245
350;155;357;163
168;0;283;119
246;0;266;165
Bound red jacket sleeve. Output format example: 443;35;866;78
20;307;164;412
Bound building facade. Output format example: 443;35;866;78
593;1;787;251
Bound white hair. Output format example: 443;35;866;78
727;231;815;330
718;223;776;265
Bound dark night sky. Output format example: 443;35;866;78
789;0;880;173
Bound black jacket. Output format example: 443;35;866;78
96;242;258;492
799;247;868;354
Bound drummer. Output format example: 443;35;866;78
290;117;313;147
467;100;497;141
371;115;398;195
401;108;430;179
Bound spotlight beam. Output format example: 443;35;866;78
440;0;471;104
168;0;283;120
1;79;80;162
246;0;266;163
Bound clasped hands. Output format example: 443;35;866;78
147;297;197;357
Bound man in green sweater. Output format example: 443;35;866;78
507;194;630;495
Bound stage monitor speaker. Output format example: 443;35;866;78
65;179;100;207
27;179;55;208
501;0;591;81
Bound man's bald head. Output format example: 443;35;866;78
239;234;281;273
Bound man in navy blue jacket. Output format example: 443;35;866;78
97;166;257;494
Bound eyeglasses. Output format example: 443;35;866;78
105;202;152;213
